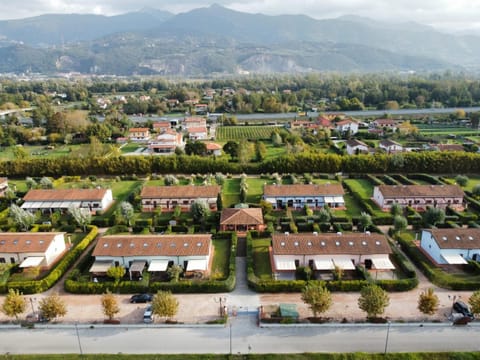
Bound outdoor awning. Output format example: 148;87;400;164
333;196;344;203
274;259;296;271
371;257;396;270
332;258;355;270
186;259;208;271
89;260;113;273
129;261;146;273
148;260;169;272
324;196;335;203
21;202;35;209
41;202;53;208
442;254;468;265
19;256;44;268
314;259;335;270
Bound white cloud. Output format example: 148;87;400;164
0;0;478;32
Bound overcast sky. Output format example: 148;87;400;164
1;0;479;33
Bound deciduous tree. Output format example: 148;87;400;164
358;284;389;319
417;288;439;316
1;289;26;321
107;266;126;286
301;282;332;318
468;290;480;315
101;290;120;321
9;204;36;231
38;293;67;321
151;290;179;322
68;205;92;232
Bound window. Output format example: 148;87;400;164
0;258;5;263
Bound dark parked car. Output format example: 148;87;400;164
453;301;474;320
130;293;153;303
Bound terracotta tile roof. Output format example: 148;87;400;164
0;178;7;184
206;143;222;150
153;122;170;128
336;119;357;126
374;119;397;126
425;228;480;249
23;188;109;202
272;233;391;255
188;126;207;133
220;208;264;225
140;185;221;199
92;234;212;257
0;232;65;253
264;184;344;197
129;128;149;132
377;185;464;198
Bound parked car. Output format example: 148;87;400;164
130;293;153;303
143;305;153;324
453;301;474;320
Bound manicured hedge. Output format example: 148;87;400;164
246;232;417;293
396;232;480;290
65;232;237;294
6;226;98;294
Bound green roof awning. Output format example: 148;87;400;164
279;303;298;318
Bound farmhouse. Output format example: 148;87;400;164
270;232;393;280
0;232;66;269
140;185;221;212
187;126;208;140
373;184;464;211
148;129;184;154
128;127;151;141
219;208;265;233
91;234;213;279
206;142;222;156
21;188;114;214
379;139;403;153
263;183;345;210
346;139;369;155
184;116;207;129
335;119;359;134
420;228;480;265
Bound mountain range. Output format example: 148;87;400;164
0;4;478;76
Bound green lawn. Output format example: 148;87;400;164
120;142;143;153
343;178;374;199
223;178;241;207
211;238;230;280
0;144;90;161
264;142;287;161
246;178;273;203
252;238;272;280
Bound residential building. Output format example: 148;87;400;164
91;234;213;279
140;185;221;212
371;119;398;131
184;117;207;129
219;208;265;233
420;228;480;265
270;232;393;280
373;184;464;211
187;126;208;140
148;129;184;154
152;122;171;133
21;188;114;214
379;139;403;153
194;104;209;114
435;144;465;152
206;142;222;156
263;184;345;210
128;127;151;142
335;119;359;134
0;232;66;269
346;139;369;155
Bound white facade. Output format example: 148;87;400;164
346;142;368;155
0;232;66;268
420;229;480;265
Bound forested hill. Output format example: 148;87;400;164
0;4;478;76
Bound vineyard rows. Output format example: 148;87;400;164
216;126;276;141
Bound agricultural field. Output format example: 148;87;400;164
216;125;278;141
0;144;90;161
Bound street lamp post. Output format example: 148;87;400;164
384;320;391;355
75;322;83;356
29;297;36;320
214;296;227;317
229;321;232;355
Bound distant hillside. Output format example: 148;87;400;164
0;9;173;46
0;4;477;75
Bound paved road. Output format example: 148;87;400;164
1;320;480;355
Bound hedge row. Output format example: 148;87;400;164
395;232;480;290
6;226;98;294
246;232;417;293
64;232;237;294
